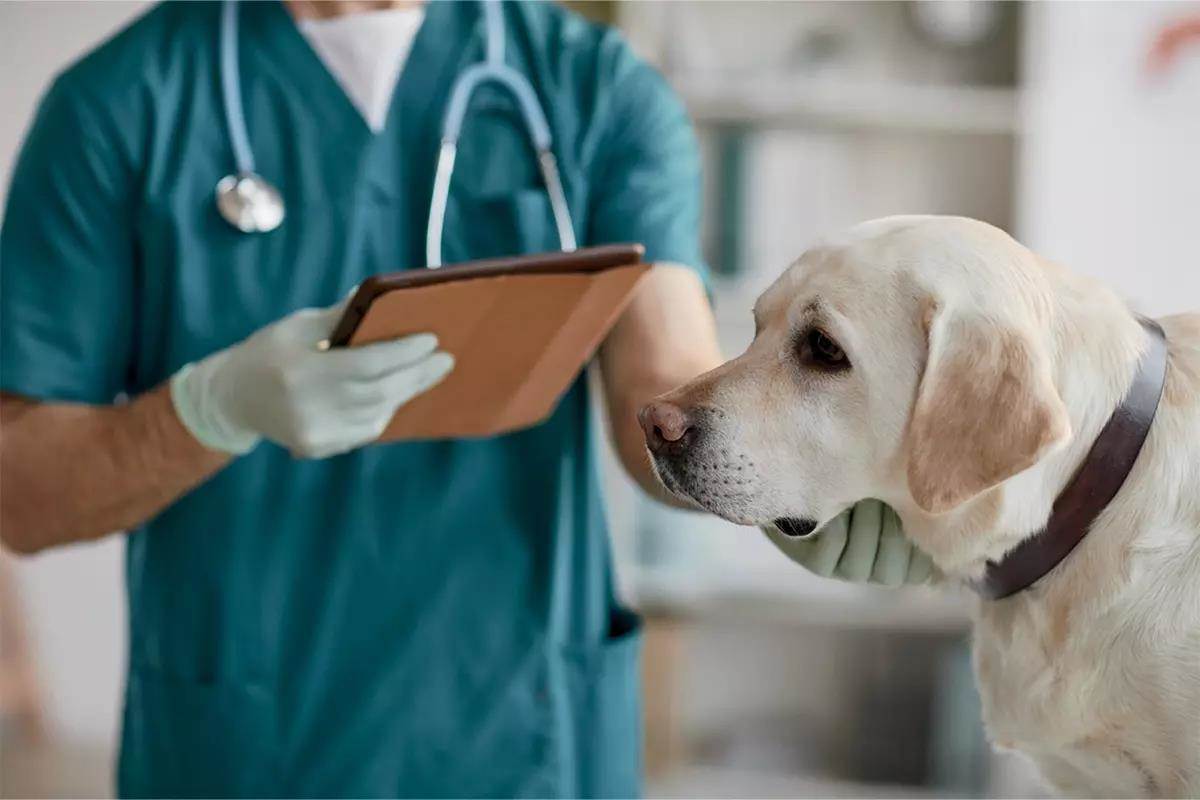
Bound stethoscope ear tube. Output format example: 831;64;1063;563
215;0;573;249
220;0;254;176
537;150;577;255
424;52;577;267
426;142;459;269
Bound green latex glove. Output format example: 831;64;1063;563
762;499;935;587
171;299;454;459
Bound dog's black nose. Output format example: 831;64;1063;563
639;401;697;456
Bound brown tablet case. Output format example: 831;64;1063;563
330;245;648;441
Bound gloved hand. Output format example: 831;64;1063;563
170;300;454;458
761;499;936;587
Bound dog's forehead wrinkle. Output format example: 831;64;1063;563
759;263;811;312
806;234;1054;351
814;216;1037;299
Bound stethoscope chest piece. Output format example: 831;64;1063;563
216;171;285;234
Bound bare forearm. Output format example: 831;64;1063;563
600;264;723;507
0;386;230;554
612;395;702;508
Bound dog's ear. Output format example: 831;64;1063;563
906;308;1070;514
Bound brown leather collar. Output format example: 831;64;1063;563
972;318;1169;601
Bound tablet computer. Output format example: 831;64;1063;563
329;244;648;440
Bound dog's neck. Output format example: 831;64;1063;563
893;267;1149;580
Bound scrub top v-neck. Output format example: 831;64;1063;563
0;1;708;797
296;6;424;133
231;0;458;274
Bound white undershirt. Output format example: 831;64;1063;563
297;7;425;133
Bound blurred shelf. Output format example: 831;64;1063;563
675;75;1021;135
627;563;972;634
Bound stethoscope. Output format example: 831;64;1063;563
215;0;577;269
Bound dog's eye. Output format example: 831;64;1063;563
803;328;850;370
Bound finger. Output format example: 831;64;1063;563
380;351;455;408
337;404;395;427
871;505;912;587
288;298;354;341
296;437;363;460
761;524;822;572
802;511;851;577
906;550;935;585
291;417;388;460
323;334;440;379
836;499;883;582
290;431;355;460
335;419;394;452
293;440;348;460
331;351;454;414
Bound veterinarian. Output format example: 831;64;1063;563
0;0;930;795
0;0;730;795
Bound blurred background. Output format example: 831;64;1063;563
2;1;1197;797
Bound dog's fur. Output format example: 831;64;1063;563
645;216;1200;797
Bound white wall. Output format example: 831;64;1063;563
1;0;150;748
1018;1;1200;317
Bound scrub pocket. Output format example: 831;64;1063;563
441;189;559;263
563;607;644;799
118;667;278;798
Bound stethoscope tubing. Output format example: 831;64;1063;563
216;0;577;264
220;0;255;175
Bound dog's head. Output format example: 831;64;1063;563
640;215;1071;563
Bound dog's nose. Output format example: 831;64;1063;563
639;401;696;455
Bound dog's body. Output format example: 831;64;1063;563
641;216;1200;797
973;308;1200;798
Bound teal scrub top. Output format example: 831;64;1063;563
0;2;706;797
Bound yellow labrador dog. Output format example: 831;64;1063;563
640;216;1200;797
